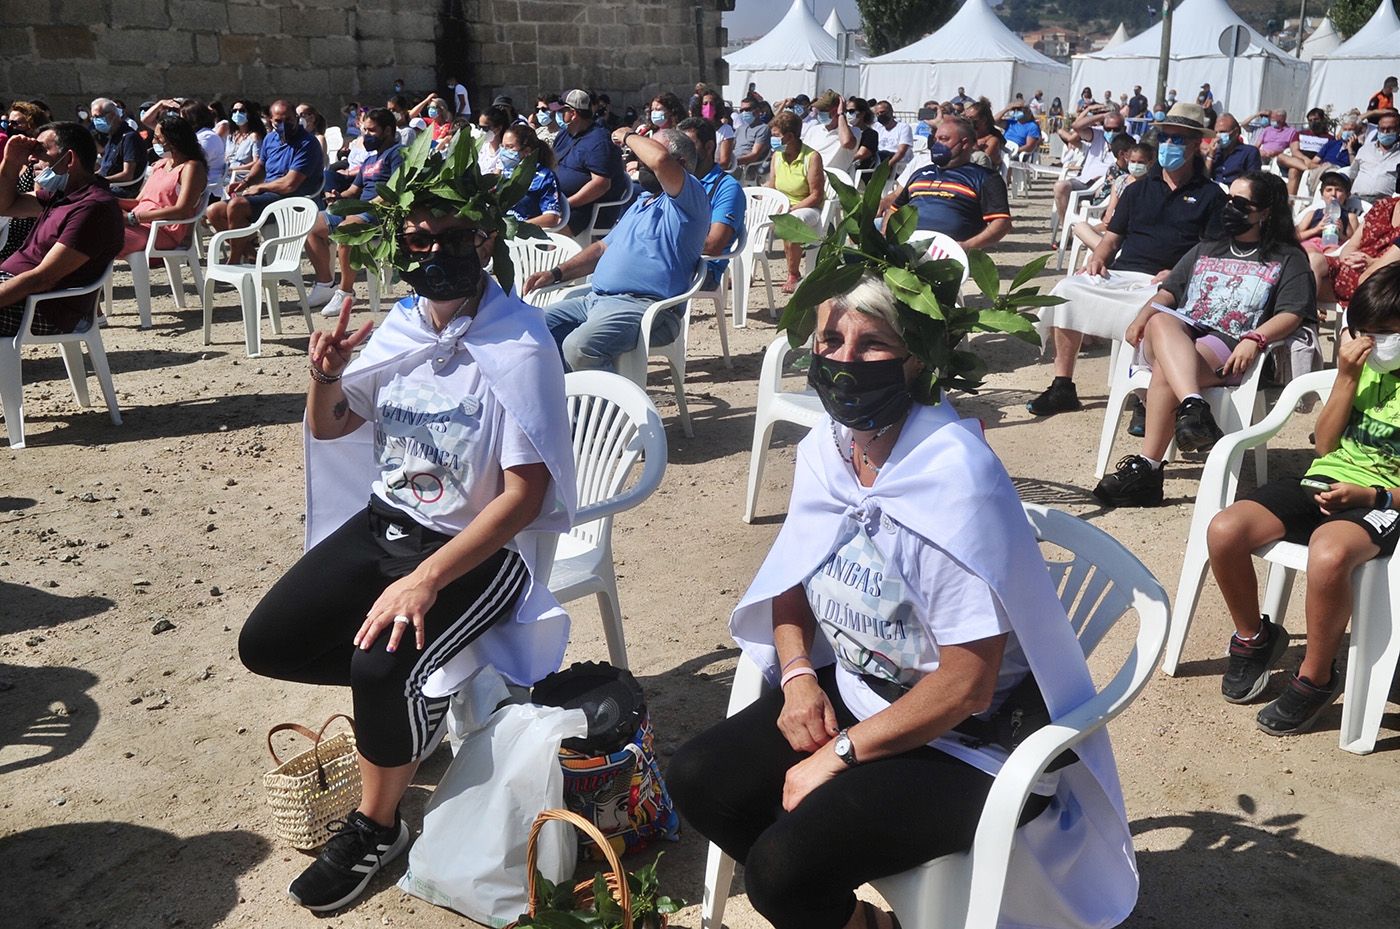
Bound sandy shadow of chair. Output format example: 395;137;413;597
0;663;100;776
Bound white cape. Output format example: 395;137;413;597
730;401;1138;929
304;278;577;698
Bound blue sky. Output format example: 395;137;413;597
724;0;865;42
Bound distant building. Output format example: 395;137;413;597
1022;28;1083;59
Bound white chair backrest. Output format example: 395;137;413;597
548;195;571;233
742;187;790;252
325;126;344;155
255;197;318;272
826;166;854;189
909;231;970;290
508;234;582;307
564;371;668;548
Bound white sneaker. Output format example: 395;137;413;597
305;282;337;309
321;289;356;317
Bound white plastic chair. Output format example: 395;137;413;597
1;265;121;449
573;189;636;245
702;503;1170;929
613;260;709;438
325;126;344;157
692;225;748;369
1055;173;1109;269
1162;370;1400;754
548;371;669;669
1093;331;1272;483
743;335;824;522
104;196;210;329
201;196;318;357
800;172;845;275
506;233;583;309
737;186;789;321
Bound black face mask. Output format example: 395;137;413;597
637;165;663;196
1220;202;1255;237
402;254;484;302
809;355;914;431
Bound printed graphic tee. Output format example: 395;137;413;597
342;301;543;536
1160;239;1316;340
803;510;1030;776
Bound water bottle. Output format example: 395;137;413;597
1321;200;1341;249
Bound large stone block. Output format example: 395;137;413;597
226;3;283;36
17;61;84;95
55;0;109;24
170;1;228;31
194;33;219;64
267;66;331;97
355;37;395;66
219;34;260;65
308;35;357;65
164;62;243;96
282;7;348;38
392;14;437;41
97;26;192;65
111;0;170;28
33;25;97;59
0;27;33;58
391;38;435;67
77;63;152;96
259;35;310;67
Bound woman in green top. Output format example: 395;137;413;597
1207;264;1400;735
767;110;825;294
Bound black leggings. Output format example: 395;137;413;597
239;498;526;767
668;665;1050;929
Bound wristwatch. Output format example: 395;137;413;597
833;728;858;767
1373;485;1392;510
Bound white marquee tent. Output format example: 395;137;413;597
1298;17;1341;61
1071;0;1309;118
1308;1;1400;111
1103;23;1131;50
723;0;861;103
823;8;848;37
859;0;1070;109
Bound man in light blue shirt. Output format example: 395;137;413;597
679;117;746;289
524;128;710;372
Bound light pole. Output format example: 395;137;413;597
1156;2;1173;110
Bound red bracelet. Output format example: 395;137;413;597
1242;332;1268;350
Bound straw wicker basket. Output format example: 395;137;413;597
519;808;634;929
263;714;361;850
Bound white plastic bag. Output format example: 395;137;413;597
399;692;589;926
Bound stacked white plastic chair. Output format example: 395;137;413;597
702;503;1169;929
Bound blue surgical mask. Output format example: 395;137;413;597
1158;141;1187;170
231;111;248;126
36;162;69;195
1103;129;1118;143
152;142;166;157
92;116;111;134
1009;110;1023;121
427;106;439;119
791;104;806;118
497;147;522;172
1217;132;1233;148
928;141;953;167
553;112;566;128
650;110;666;126
737;111;754;127
1153;110;1166;121
1342;129;1355;140
537;108;551;123
115;106;125;117
770;136;785;153
1379;132;1399;148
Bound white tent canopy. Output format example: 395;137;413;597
860;0;1070;109
1299;17;1341;61
823;8;848;37
724;0;861;103
1308;1;1400;111
1071;0;1309;118
1103;23;1131;49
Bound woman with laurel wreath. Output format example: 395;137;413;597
238;133;576;913
669;170;1140;929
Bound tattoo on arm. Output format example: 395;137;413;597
332;399;348;420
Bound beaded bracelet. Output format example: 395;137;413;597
308;363;342;384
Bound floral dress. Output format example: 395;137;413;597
1327;196;1400;302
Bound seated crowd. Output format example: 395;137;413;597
2;73;1400;929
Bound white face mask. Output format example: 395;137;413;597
1365;333;1400;372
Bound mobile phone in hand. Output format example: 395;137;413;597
1299;478;1331;492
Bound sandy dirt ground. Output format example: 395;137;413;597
1;185;1397;929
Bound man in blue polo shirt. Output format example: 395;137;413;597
883;116;1012;249
89;97;147;197
207;99;324;264
1207;114;1261;185
304;108;404;312
553;88;632;236
523;128;709;372
678;117;745;288
999;105;1042;155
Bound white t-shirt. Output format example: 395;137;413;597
875;119;915;169
803;507;1030;777
226;132;259;168
346;136;370;171
801;120;855;172
1077;126;1119;183
196;127;227;188
341;302;543;536
453;82;471;117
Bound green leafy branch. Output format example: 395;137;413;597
772;160;1062;397
514;853;685;929
329;130;546;294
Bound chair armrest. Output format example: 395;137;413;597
638;262;708;355
254;231;309;267
207;223;260;257
531;281;591;303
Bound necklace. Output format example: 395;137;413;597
1229;240;1260;258
830;421;896;474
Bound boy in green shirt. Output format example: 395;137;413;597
1206;264;1400;735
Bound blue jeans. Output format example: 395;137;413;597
545;291;683;372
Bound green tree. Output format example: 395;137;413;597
1331;0;1396;37
856;0;959;55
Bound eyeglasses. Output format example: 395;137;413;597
1226;195;1263;212
1158;132;1193;144
398;228;490;256
739;106;753;113
231;107;247;113
844;109;858;116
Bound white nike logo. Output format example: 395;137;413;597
385;524;408;541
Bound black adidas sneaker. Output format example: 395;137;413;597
288;810;410;912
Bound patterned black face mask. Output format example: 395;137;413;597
808;355;914;431
401;254;483;302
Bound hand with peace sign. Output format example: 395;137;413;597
306;296;373;440
309;294;374;379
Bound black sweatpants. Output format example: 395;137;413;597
668;665;1050;929
239;497;526;767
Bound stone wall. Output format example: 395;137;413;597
0;0;727;122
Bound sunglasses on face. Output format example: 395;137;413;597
739;106;753;112
231;107;247;113
1226;195;1262;212
398;228;489;256
1159;133;1192;145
